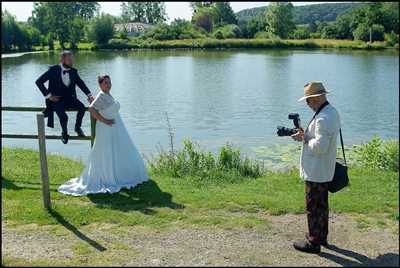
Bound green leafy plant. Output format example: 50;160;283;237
148;114;264;184
353;136;399;171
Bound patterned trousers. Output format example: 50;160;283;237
305;181;330;245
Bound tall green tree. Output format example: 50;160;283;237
121;2;146;22
380;2;399;34
121;2;166;24
28;2;99;49
364;2;383;43
192;6;216;33
2;10;17;51
265;2;295;39
213;2;237;26
239;15;266;38
2;10;34;51
190;2;213;13
334;13;352;39
87;13;114;45
75;2;100;20
144;2;167;24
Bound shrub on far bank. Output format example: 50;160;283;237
254;31;278;39
353;23;385;42
290;27;311;40
143;19;205;41
353;136;399;172
213;24;241;39
384;31;399;47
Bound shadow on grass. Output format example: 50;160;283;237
319;244;399;266
87;179;184;215
2;176;59;191
48;209;107;252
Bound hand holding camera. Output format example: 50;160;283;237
276;113;305;142
277;113;302;135
291;128;304;142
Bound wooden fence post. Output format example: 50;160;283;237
36;113;51;210
90;116;96;147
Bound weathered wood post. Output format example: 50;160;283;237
90;116;96;147
36;113;51;210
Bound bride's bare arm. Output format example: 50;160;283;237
88;107;114;126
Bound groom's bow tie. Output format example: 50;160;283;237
63;69;71;75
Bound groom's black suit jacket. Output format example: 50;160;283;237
35;64;91;127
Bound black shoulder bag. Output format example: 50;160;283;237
307;101;349;193
328;129;350;193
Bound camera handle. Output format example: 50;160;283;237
294;118;301;129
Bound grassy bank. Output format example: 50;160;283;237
24;38;398;53
2;146;398;231
95;38;397;50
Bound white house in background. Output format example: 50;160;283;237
114;22;154;36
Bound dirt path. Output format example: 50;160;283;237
2;213;399;266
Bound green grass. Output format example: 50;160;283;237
26;38;398;53
2;147;398;231
93;38;396;50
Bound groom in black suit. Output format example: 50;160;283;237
35;50;95;144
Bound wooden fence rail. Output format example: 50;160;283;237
1;106;96;209
1;106;96;146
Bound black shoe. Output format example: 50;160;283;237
293;239;321;254
61;132;69;144
306;234;328;247
75;126;85;137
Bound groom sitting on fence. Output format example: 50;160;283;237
35;50;95;144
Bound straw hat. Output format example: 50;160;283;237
298;81;330;102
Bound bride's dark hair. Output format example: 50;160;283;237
98;74;110;84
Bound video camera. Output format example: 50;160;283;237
276;113;301;136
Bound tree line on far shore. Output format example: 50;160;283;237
2;2;399;53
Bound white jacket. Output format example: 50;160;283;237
300;104;341;183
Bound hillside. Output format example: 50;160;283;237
236;2;366;25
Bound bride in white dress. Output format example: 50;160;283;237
58;74;149;196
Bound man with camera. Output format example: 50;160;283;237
289;81;341;254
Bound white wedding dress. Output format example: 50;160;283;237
58;91;149;196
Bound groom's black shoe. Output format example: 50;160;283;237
293;239;321;254
75;126;85;137
61;132;69;144
306;233;328;247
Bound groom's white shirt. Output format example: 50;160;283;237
45;64;70;99
45;64;91;99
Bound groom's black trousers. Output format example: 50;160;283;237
51;96;86;134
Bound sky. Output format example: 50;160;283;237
2;2;329;23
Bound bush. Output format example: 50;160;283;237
107;38;129;49
214;30;224;39
144;20;205;41
239;16;267;39
87;13;114;45
321;24;338;39
290;27;311;39
149;139;264;184
353;136;399;171
213;24;241;39
353;23;385;42
115;28;128;40
254;31;278;39
384;31;399;47
310;32;321;39
144;23;174;40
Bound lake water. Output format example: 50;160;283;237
2;49;399;164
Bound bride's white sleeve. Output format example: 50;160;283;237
89;92;111;111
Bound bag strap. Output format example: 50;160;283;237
339;128;347;165
306;101;330;130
